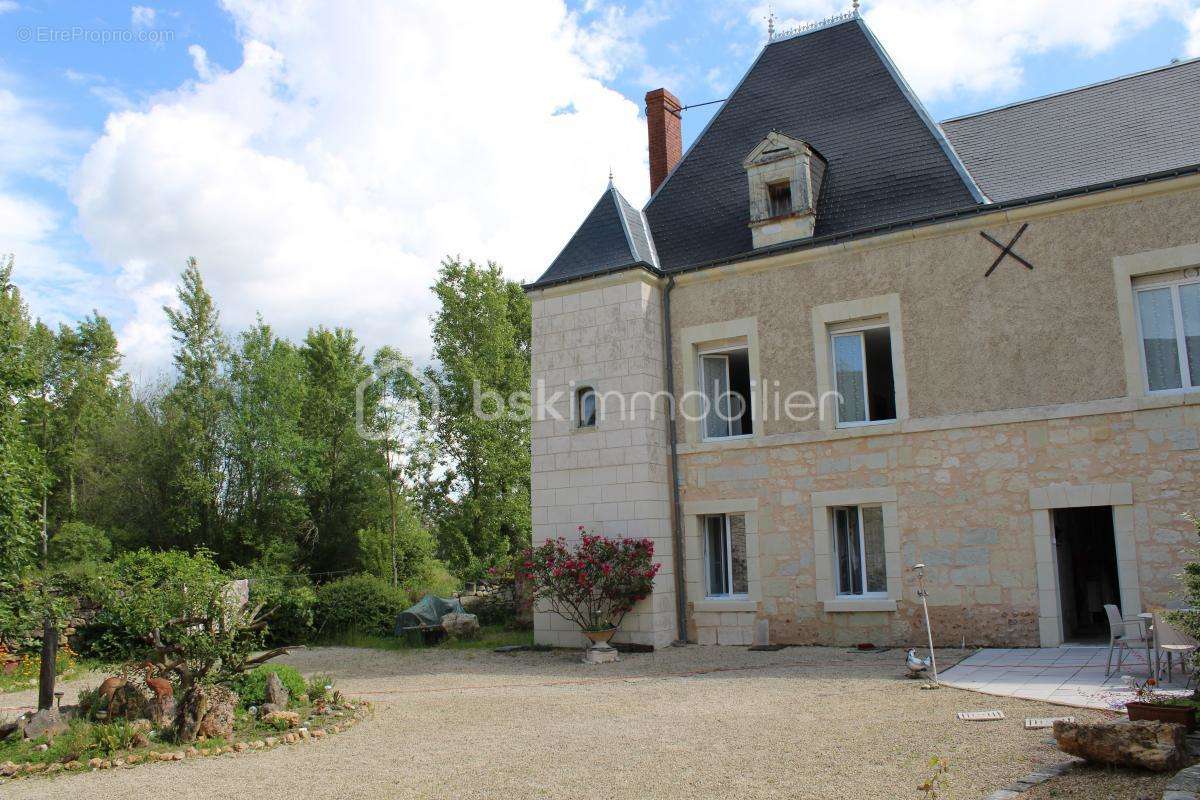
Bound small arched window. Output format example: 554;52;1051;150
576;386;597;428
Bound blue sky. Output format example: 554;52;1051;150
1;0;1197;378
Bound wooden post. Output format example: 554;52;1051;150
37;617;56;711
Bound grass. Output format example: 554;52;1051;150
320;624;533;652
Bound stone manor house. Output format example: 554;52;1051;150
525;12;1200;649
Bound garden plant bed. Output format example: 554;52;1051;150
0;692;370;783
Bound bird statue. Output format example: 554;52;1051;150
905;648;932;678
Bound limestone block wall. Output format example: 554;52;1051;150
679;402;1200;648
529;275;675;648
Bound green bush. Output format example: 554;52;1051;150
314;573;408;637
48;522;112;564
248;575;315;646
231;664;307;709
307;672;335;702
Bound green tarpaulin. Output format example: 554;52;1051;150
393;594;465;633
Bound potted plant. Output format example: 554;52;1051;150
518;527;660;661
1124;677;1199;731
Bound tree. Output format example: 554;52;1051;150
298;327;385;573
163;259;229;550
102;549;289;741
425;258;531;576
225;319;308;565
0;257;46;574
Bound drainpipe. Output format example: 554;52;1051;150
661;275;689;644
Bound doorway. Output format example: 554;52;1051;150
1053;506;1120;643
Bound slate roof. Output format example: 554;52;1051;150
642;18;981;273
942;58;1200;202
540;183;657;284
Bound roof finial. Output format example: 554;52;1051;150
607;166;614;185
852;0;860;13
766;4;775;40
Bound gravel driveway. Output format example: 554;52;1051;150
2;645;1133;799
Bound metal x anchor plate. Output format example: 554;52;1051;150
981;222;1034;277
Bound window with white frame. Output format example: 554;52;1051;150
830;320;896;426
831;505;887;597
576;386;597;427
699;347;754;439
703;513;748;597
1135;275;1200;392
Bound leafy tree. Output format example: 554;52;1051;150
0;257;46;573
101;549;287;741
225;319;307;565
48;521;112;563
425;258;531;576
163;259;229;550
298;327;385;573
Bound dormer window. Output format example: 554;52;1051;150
743;132;826;249
767;181;792;217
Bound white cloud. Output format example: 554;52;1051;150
72;0;650;374
0;2;18;14
1186;5;1200;55
750;0;1200;99
131;5;157;30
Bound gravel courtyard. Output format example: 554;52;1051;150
2;645;1136;799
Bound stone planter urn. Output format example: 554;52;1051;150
581;628;619;664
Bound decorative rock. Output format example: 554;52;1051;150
197;686;237;739
582;642;620;664
126;754;142;765
65;760;82;770
33;743;48;752
440;612;480;639
284;733;298;744
1166;763;1200;796
0;762;17;777
311;728;326;739
298;727;310;739
233;742;248;752
265;736;277;747
250;740;264;749
132;732;150;748
1054;719;1186;772
88;758;103;769
185;747;200;757
264;672;290;708
22;709;68;740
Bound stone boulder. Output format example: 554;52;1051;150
196;686;237;739
441;612;480;639
264;672;290;708
1054;719;1186;772
22;709;69;740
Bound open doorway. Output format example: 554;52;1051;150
1054;506;1120;643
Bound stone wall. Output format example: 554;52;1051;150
529;275;676;648
679;402;1200;647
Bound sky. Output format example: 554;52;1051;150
1;0;1198;382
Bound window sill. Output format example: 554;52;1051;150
694;598;757;613
835;419;898;430
821;598;897;613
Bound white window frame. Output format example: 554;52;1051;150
576;386;597;428
811;487;900;613
828;318;896;429
697;344;754;443
830;505;888;599
702;513;748;599
1133;273;1200;395
811;295;908;433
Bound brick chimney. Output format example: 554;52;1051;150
645;88;682;194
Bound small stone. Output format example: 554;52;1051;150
33;743;48;752
284;733;298;744
261;710;301;729
264;672;290;708
100;760;112;769
311;728;326;739
186;747;199;757
65;761;82;770
172;752;184;761
233;742;248;752
25;762;46;773
45;763;62;774
250;740;264;749
298;728;310;739
126;754;141;765
264;736;277;747
112;759;124;768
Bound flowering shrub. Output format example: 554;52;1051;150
518;528;660;632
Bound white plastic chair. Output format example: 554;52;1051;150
1105;604;1151;676
1152;612;1200;686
